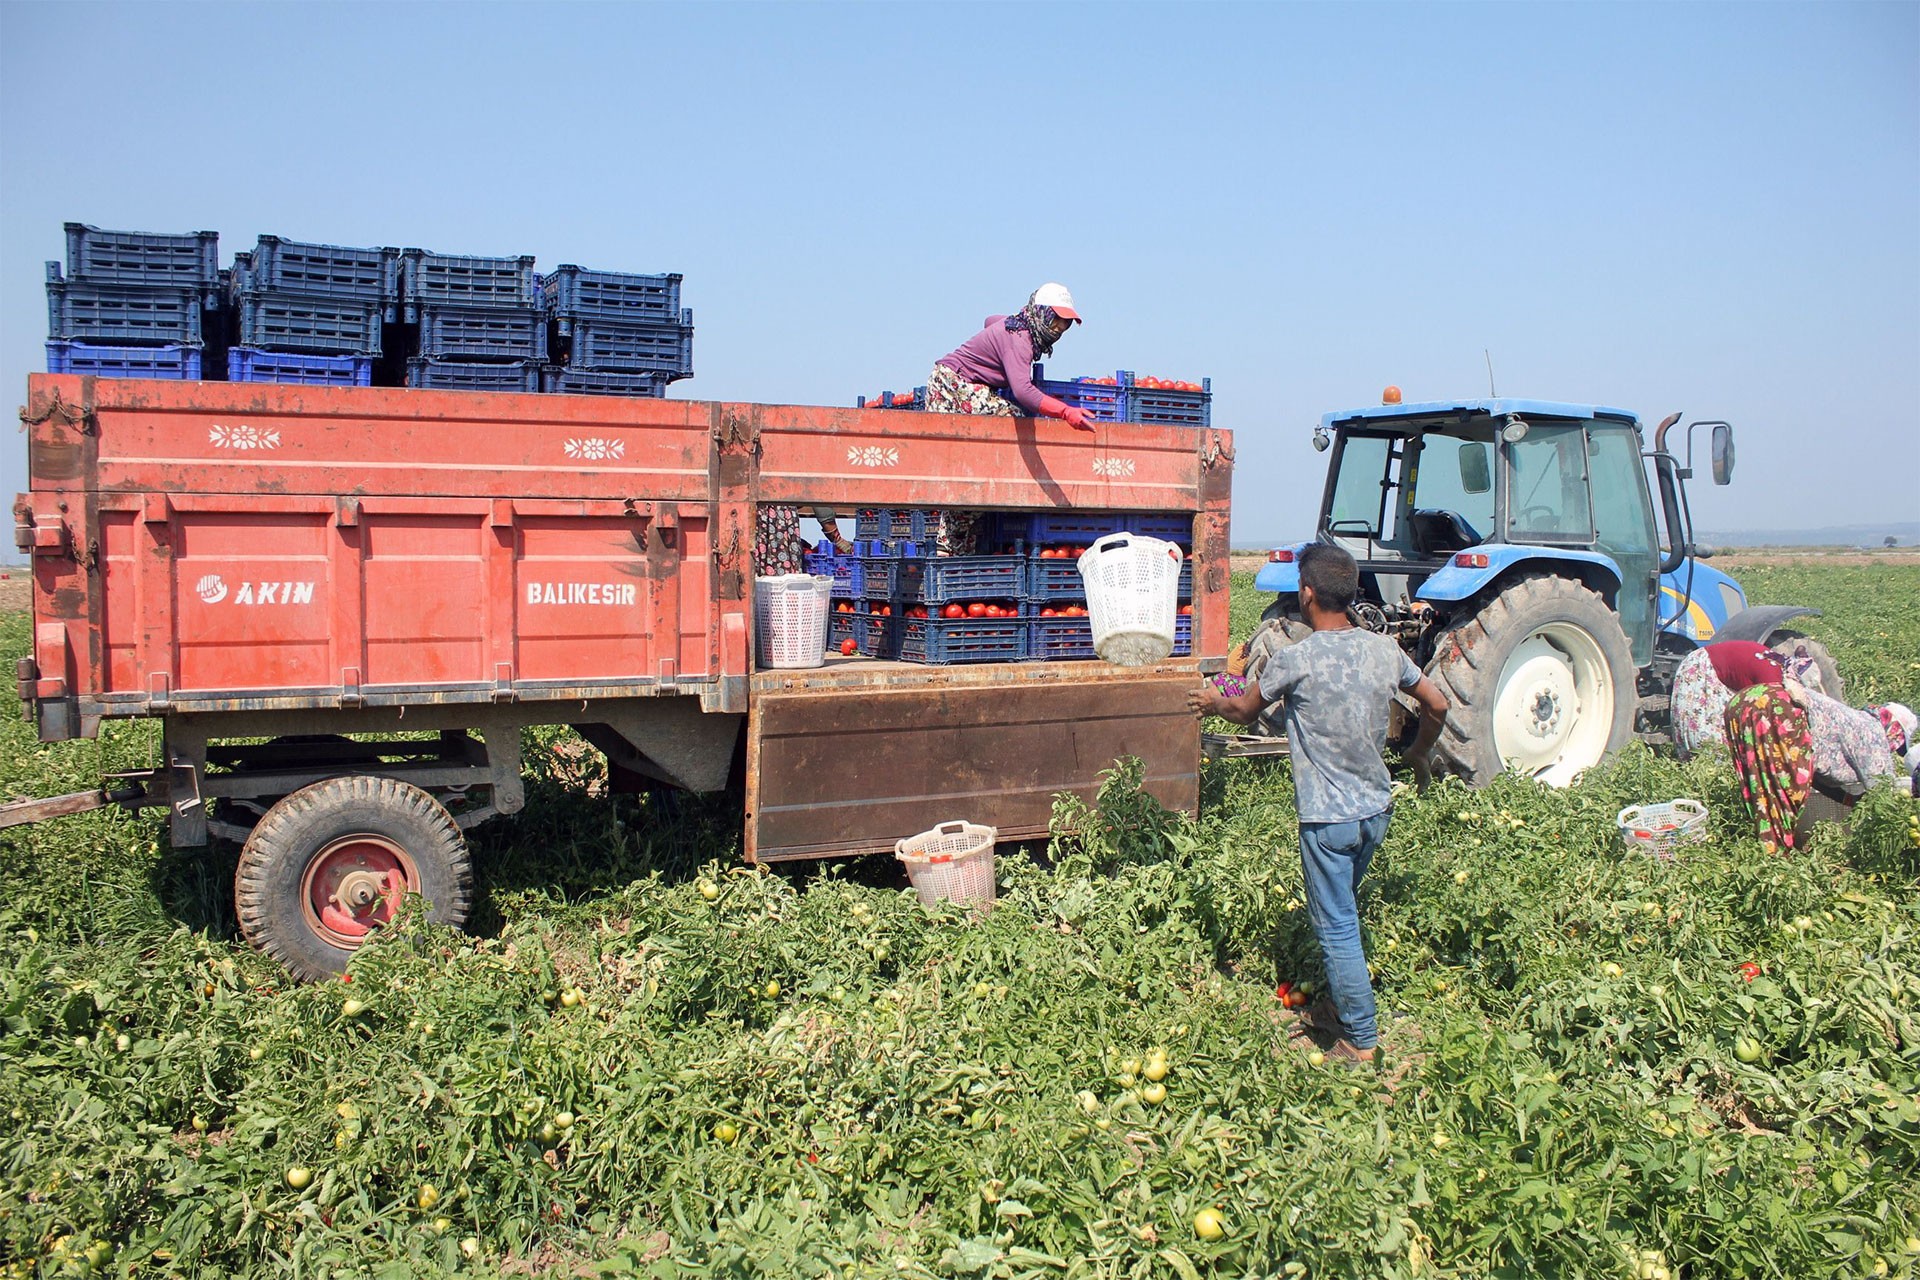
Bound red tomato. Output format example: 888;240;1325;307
839;638;857;656
967;602;987;617
1040;607;1057;617
1738;961;1761;982
943;603;964;619
1275;981;1293;1000
1178;604;1192;615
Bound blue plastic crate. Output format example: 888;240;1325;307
856;388;926;410
848;539;926;559
541;366;670;397
234;290;382;354
898;614;1025;665
563;314;694;373
240;236;399;314
852;509;940;542
1027;556;1192;600
64;222;219;292
405;359;543;393
1024;611;1191;662
45;341;202;380
401;249;538;318
856;603;904;657
828;611;857;653
1029;365;1127;423
804;549;865;599
894;555;1026;606
227;347;373;387
989;511;1194;550
46;269;206;345
1121;372;1212;427
1024;613;1095;662
543;265;683;333
416;304;548;361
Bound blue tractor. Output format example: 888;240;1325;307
1248;398;1837;786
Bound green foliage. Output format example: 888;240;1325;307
2;567;1918;1278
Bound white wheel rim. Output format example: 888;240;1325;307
1491;622;1614;786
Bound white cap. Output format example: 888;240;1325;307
1031;282;1080;322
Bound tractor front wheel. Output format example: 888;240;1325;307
1428;576;1637;787
234;776;473;982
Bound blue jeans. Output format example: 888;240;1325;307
1298;809;1392;1049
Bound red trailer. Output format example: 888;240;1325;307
13;375;1233;978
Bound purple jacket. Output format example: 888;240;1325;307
937;316;1045;413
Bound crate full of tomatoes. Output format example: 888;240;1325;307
1121;371;1211;427
898;601;1026;665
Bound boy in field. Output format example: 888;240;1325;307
1189;543;1448;1062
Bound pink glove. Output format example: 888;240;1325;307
1036;396;1097;431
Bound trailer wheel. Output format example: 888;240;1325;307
1427;576;1636;788
234;776;472;982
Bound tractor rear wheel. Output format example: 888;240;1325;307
1243;602;1312;737
234;776;473;982
1428;576;1636;787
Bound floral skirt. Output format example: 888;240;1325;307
919;364;996;554
754;505;805;576
926;362;1016;416
1723;684;1813;855
1671;647;1730;758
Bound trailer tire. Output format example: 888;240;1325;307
235;776;473;983
1427;575;1636;788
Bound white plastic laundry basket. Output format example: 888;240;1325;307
754;574;834;669
1076;533;1184;666
895;819;997;910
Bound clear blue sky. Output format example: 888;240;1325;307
3;1;1915;540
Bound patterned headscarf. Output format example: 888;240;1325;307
1872;702;1916;757
1005;301;1068;361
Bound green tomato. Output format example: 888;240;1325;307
1733;1036;1764;1064
285;1166;313;1191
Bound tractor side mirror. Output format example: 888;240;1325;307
1711;424;1734;485
1458;442;1491;494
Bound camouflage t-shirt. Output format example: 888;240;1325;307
1256;627;1424;824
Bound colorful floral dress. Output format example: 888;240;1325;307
918;364;996;555
754;505;805;576
1723;685;1814;855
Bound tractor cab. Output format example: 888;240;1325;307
1256;398;1713;668
1245;397;1816;788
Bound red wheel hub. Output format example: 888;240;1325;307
301;836;419;947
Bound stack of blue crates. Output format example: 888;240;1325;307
227;235;397;385
403;250;546;392
542;265;692;397
46;223;221;380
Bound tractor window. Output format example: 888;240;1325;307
1588;424;1659;665
1409;437;1495;547
1503;424;1593;543
1326;434;1394;537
